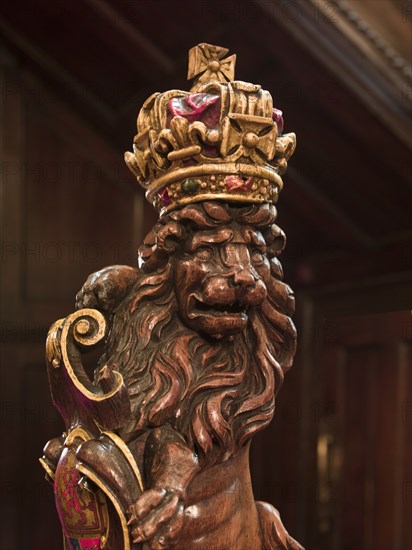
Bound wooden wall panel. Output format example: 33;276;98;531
400;342;412;550
24;98;136;302
1;63;143;323
311;308;412;550
250;358;303;537
0;62;142;549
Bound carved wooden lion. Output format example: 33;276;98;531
41;41;303;550
41;201;302;549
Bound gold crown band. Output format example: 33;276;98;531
149;171;282;216
156;191;277;216
147;163;283;199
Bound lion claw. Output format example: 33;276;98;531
127;514;137;526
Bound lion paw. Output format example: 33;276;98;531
127;487;185;548
75;266;138;312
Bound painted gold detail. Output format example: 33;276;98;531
39;457;56;481
55;449;110;544
46;318;65;368
76;463;130;550
187;43;236;89
48;308;125;403
64;426;92;446
125;43;296;215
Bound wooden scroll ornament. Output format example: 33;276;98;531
41;43;303;550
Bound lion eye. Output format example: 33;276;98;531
251;249;265;264
195;246;213;262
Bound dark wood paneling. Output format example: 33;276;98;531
0;64;142;549
301;305;412;550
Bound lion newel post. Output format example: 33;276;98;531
40;43;303;550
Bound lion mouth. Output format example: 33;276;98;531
192;297;247;317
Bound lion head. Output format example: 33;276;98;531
101;201;296;465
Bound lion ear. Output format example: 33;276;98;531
138;220;187;272
156;222;185;253
266;224;286;257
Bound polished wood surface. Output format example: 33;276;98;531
42;200;303;548
0;3;411;549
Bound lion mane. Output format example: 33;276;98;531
100;201;296;466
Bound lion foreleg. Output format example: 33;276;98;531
127;425;199;548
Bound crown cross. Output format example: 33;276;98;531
188;43;236;91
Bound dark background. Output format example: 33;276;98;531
0;1;411;549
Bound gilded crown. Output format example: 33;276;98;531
125;43;296;215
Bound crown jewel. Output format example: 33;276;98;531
125;43;296;215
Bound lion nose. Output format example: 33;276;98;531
233;268;255;288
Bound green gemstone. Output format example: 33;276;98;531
182;178;200;194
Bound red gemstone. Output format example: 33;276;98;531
158;188;172;206
224;176;254;193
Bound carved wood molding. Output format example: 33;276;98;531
255;0;411;148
